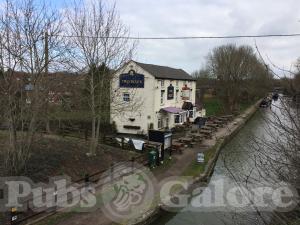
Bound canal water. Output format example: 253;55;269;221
152;100;283;225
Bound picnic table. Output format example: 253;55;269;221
207;116;217;121
179;137;194;144
172;141;184;154
213;120;224;127
201;125;214;131
191;133;204;142
199;129;213;139
191;133;205;138
217;117;229;123
220;115;233;121
205;123;218;130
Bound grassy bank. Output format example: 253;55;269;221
203;96;258;116
35;212;75;225
203;97;224;116
182;141;219;177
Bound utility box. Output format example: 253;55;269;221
148;150;157;168
194;117;207;128
148;130;173;164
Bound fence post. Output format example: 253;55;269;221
131;157;135;174
84;128;88;141
121;137;124;149
84;174;90;186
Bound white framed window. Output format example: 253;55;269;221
176;80;179;87
161;80;165;87
123;93;130;102
160;90;165;104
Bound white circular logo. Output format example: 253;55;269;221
100;162;156;224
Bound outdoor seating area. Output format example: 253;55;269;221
171;114;233;154
103;114;234;157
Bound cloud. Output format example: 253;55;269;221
5;0;297;75
110;0;300;75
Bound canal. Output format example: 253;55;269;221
152;100;283;225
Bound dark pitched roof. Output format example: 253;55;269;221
134;61;195;81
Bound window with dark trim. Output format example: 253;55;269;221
174;114;180;124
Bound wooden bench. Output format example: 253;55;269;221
172;142;183;154
221;115;234;121
179;137;194;144
216;118;228;124
201;126;214;131
191;133;205;142
205;123;218;131
199;129;213;139
213;120;224;127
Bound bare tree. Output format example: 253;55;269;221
220;56;300;224
66;0;137;155
0;0;64;175
207;44;272;112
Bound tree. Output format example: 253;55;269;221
192;67;215;88
294;59;300;93
207;44;272;112
221;57;300;224
66;0;136;155
0;0;65;175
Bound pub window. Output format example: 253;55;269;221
161;80;165;87
174;114;180;124
161;90;165;104
123;93;130;102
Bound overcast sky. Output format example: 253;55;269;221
107;0;300;76
3;0;300;75
104;0;300;76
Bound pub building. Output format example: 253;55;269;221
111;60;203;135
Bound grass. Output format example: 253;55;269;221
203;96;259;116
49;110;92;121
182;140;221;177
182;161;206;177
152;157;176;174
35;212;76;225
203;96;224;116
0;130;9;140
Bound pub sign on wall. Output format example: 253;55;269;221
119;70;144;88
181;85;190;100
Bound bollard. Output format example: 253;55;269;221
84;174;90;186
